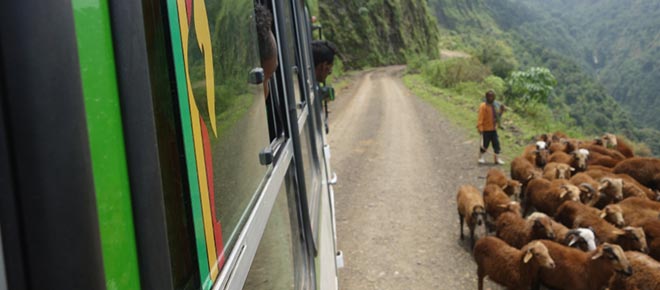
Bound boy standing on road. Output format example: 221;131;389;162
477;90;505;165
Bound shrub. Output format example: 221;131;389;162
422;57;491;87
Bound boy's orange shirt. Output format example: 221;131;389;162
477;102;496;132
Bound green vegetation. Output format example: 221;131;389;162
318;0;440;69
506;67;556;105
405;57;585;162
512;0;660;131
425;0;660;155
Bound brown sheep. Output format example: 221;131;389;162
582;143;627;161
524;178;581;216
614;157;660;191
599;204;625;228
548;138;579;154
542;162;575;180
496;211;555;249
569;172;600;206
602;133;635;159
587;153;621;168
486;168;522;202
616;173;660;200
474;237;555;290
549;149;590;172
587;165;613;172
511;156;543;197
483;184;522;220
618;197;660;226
593;177;624;208
457;185;487;248
549;219;572;244
586;169;657;201
555;201;648;253
523;141;550;168
537;241;632;290
629;218;660;261
608;251;660;290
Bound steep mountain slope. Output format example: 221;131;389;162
509;0;660;130
428;0;660;153
318;0;440;68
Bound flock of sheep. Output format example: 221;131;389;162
456;132;660;290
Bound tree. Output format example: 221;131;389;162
506;67;557;105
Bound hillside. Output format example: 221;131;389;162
427;0;660;154
509;0;660;131
317;0;440;68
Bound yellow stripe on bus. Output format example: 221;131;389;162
176;0;219;281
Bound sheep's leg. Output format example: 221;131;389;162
459;213;464;240
470;226;475;249
477;267;484;290
530;279;541;290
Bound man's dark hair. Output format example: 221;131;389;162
255;4;275;62
312;40;338;67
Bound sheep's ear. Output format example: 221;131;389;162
567;235;579;247
592;248;604;260
559;189;568;198
612;229;625;236
570;167;576;172
599;211;607;219
502;184;509;190
523;250;533;263
497;204;509;209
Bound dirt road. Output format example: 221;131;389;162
328;66;505;290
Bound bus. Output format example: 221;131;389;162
0;0;341;289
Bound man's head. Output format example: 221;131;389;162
485;90;496;104
312;40;338;83
256;4;277;96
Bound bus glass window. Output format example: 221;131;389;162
243;184;302;290
164;0;273;281
300;123;321;219
279;0;304;113
142;0;200;287
186;0;270;264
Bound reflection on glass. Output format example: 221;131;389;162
185;0;270;264
280;0;304;112
243;186;298;290
300;124;319;210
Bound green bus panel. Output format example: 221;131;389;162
71;0;142;289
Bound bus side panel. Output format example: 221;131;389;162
72;0;142;289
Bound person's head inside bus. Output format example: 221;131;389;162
256;3;277;96
312;40;338;83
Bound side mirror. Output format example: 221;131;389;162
248;67;265;85
320;86;335;101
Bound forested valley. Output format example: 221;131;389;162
315;0;660;155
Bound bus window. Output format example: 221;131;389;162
278;0;305;115
163;0;273;283
143;0;201;287
243;182;306;290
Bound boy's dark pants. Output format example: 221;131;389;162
480;130;500;154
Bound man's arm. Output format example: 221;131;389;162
477;104;484;132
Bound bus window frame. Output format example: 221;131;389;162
213;141;294;290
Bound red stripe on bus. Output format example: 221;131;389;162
200;118;225;267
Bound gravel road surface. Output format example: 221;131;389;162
328;66;507;290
